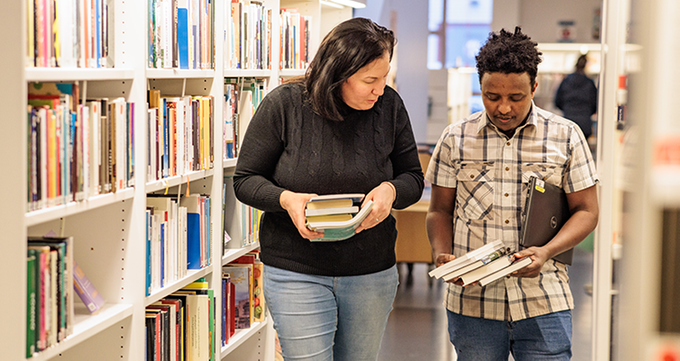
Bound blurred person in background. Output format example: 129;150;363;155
555;54;598;140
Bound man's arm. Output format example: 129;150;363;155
426;184;457;267
514;184;599;277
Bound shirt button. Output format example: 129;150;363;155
505;167;510;171
506;142;511;146
504;193;509;197
505;219;510;224
470;175;474;179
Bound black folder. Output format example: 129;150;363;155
520;176;573;265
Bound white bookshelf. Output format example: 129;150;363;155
2;0;352;360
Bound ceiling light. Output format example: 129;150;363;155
328;0;367;8
320;0;345;9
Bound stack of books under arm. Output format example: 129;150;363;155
304;194;374;242
428;240;533;287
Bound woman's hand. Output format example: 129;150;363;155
356;182;396;233
279;190;325;240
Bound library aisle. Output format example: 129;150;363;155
379;247;594;361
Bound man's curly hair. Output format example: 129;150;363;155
475;27;542;86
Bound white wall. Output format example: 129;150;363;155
355;0;429;144
517;0;602;43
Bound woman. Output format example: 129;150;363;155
233;17;424;361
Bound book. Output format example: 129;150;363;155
306;200;375;242
180;193;205;269
72;261;105;313
305;214;354;223
428;240;505;279
304;206;359;217
26;253;37;357
478;256;534;287
459;255;514;286
252;260;265;323
222;265;251;329
441;247;511;282
305;193;364;210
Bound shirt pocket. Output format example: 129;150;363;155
521;163;565;189
455;162;495;221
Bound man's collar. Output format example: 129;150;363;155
477;101;538;135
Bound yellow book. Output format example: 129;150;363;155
305;214;353;223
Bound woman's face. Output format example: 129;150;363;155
341;52;391;110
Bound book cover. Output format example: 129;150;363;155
252;261;265;323
73;261;105;313
428;240;504;279
460;255;514;287
180;193;203;269
478;256;533;287
307;200;374;242
222;265;251;329
442;247;511;282
26;253;37;357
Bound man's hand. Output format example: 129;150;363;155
280;190;325;240
510;247;550;278
434;253;456;268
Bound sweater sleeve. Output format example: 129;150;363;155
388;91;425;209
233;87;289;213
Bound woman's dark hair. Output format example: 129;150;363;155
305;17;395;121
475;27;542;87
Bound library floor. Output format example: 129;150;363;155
378;247;594;361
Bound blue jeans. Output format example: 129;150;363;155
263;265;399;361
447;309;572;361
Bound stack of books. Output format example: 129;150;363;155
428;240;533;286
304;194;374;242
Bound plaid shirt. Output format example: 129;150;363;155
426;103;598;321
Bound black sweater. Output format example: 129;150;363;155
233;82;424;276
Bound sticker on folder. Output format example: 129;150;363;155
535;179;546;193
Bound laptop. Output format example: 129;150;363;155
520;176;573;265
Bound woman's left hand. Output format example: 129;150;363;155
355;182;396;233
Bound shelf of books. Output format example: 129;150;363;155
4;0;351;360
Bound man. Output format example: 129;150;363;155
426;27;599;360
555;54;598;140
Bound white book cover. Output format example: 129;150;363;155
80;105;89;200
89;101;100;195
478;257;533;287
460;255;513;286
429;240;504;279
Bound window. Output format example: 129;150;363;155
428;0;493;69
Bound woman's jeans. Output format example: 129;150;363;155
263;264;399;361
447;309;572;360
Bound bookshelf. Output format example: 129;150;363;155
2;0;352;360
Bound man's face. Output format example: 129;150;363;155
480;72;537;134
